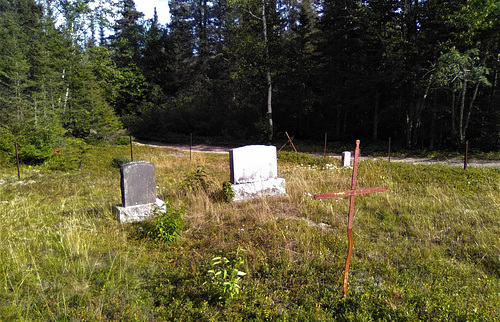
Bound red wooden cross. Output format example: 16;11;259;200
315;140;388;297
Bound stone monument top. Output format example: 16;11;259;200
120;161;156;207
230;145;278;184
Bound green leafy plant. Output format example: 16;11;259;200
148;206;184;243
180;165;208;192
115;136;132;146
222;181;234;202
207;252;247;302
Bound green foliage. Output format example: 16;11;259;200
42;139;90;171
222;181;234;203
435;47;491;89
147;206;184;243
207;253;247;302
13;122;65;165
114;136;131;145
179;165;208;192
63;52;122;142
111;155;131;168
0;0;121;165
0;128;15;160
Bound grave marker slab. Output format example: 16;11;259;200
114;161;164;223
342;151;351;167
121;161;156;206
229;145;286;201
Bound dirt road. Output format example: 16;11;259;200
134;141;500;168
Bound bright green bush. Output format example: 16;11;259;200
207;253;247;303
148;206;185;243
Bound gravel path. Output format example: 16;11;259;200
134;141;500;168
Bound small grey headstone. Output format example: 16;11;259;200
342;151;351;167
121;161;156;207
115;161;162;223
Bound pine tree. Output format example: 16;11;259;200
110;0;147;118
0;0;62;163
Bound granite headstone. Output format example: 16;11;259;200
121;161;156;207
114;161;164;223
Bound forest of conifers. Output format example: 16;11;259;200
1;0;499;163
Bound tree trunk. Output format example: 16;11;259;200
262;0;273;142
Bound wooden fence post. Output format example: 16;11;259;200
15;142;21;180
130;136;134;161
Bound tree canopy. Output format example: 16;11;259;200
1;0;499;163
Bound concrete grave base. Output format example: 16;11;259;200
115;198;165;223
232;178;286;202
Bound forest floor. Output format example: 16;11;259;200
134;140;500;168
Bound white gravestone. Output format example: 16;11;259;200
229;145;286;201
114;161;165;223
342;151;351;167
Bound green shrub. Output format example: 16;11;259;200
115;136;131;146
207;253;247;303
17;143;53;165
111;155;131;168
222;181;234;202
179;165;208;192
0;128;15;160
148;206;185;243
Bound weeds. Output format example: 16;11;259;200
206;251;247;303
146;205;185;243
221;181;234;202
179;165;208;192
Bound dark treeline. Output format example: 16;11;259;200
1;0;499;163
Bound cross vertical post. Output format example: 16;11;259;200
344;140;359;296
314;140;388;296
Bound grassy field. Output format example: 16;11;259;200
1;143;499;320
